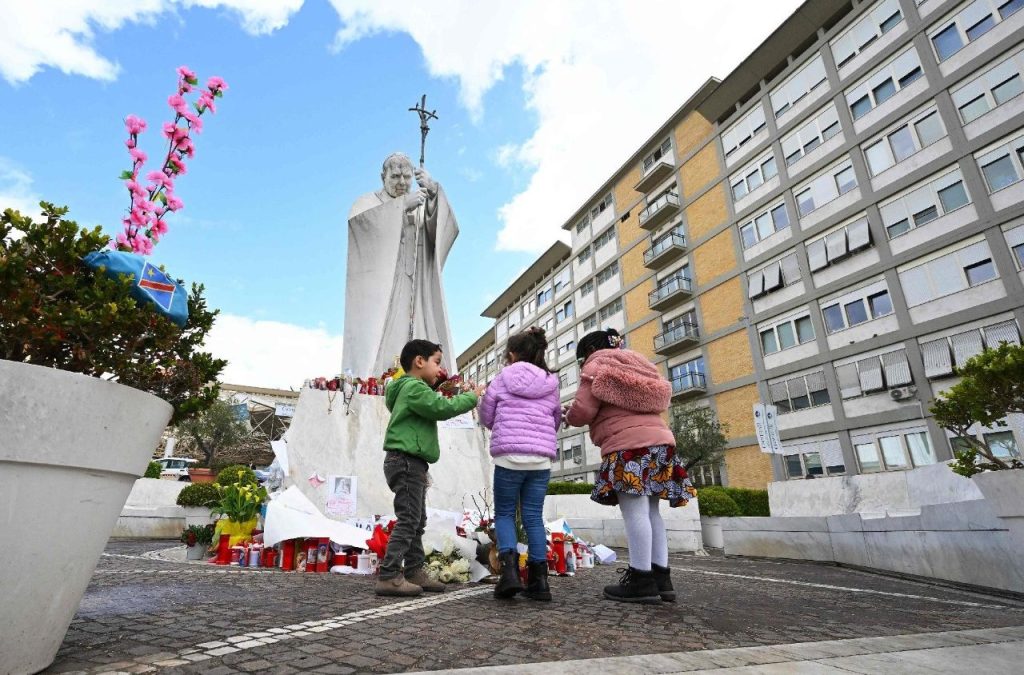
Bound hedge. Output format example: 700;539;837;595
696;486;769;517
695;489;741;517
143;461;162;479
215;464;258;487
547;481;594;495
176;482;221;508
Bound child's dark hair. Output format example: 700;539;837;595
400;339;442;371
576;327;622;363
506;327;550;373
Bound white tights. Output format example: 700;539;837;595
617;493;668;571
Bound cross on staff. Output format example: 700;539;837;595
408;94;438;168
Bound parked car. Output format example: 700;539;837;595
156;457;198;481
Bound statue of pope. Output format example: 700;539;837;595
342;152;458;377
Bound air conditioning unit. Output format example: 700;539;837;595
889;386;918;401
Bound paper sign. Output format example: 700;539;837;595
326;475;357;517
275;402;295;418
439;411;476;429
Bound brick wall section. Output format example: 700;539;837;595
684;184;728;241
693;229;737;286
706;329;754;385
629;318;660;362
699;277;745;334
724;444;773;489
620;240;647;288
714;383;758;439
624;278;654;326
681;144;720;199
673;112;713;158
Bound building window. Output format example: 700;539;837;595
574;217;589;234
537;287;553;306
921;319;1020;378
855;430;935;472
552;267;571;295
642;139;672;172
975;129;1024;193
748;252;801;300
785;452;826;478
951;47;1024;123
929;0;1024;63
598;298;622;322
898;238;998;306
781;103;842;167
984;430;1022;459
879;167;971;239
578;246;592;264
1014;242;1024;269
669;357;706;392
806;215;873;272
760;314;815;355
593;226;617;250
596;261;619;284
862;106;946;176
582;314;598;332
846;47;923;120
821;286;893;334
769;370;830;414
835;348;912;399
770;53;828;119
731;151;779;200
580;279;594;296
721;104;767;159
794;158;858;218
590;193;613;219
739;201;790;249
830;0;904;69
557;337;577;355
556;299;574;323
689;462;724;487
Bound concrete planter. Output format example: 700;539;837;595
972;469;1024;550
0;360;172;675
185;544;207;561
184;506;214;528
701;516;724;549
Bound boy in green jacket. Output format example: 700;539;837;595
375;339;484;597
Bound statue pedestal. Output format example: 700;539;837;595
283;388;492;517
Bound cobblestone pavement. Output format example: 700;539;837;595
46;539;1024;674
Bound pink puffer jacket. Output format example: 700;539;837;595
565;349;674;456
478;361;561;458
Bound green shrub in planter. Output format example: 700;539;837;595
180;524;215;546
143;461;162;479
176;482;220;508
696;489;741;517
724;487;770;517
546;481;594;495
215;464;258;487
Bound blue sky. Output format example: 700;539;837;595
0;1;801;388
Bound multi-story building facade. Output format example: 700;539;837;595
459;0;1024;488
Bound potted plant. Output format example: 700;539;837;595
696;488;741;549
0;66;228;675
176;482;221;527
181;524;215;561
211;480;268;547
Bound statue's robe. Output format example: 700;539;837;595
342;187;458;377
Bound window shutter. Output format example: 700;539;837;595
820;438;845;473
984;320;1021;347
807;239;828;271
747;270;765;299
880;349;912;387
847;217;871;251
781;253;801;284
857;356;884;392
763;263;783;292
769;381;790;404
825;230;849;262
787;375;809;400
921;339;953;378
805;370;827;394
950;329;984;367
836;363;862;399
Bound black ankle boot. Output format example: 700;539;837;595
603;567;661;604
523;561;551;601
651;563;676;602
494;550;523;599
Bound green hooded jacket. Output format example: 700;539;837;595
383;375;479;463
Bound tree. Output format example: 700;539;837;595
670;404;729;471
930;342;1024;474
176;399;250;468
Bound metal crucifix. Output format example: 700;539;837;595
408;94;438;168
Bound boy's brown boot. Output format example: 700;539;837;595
405;567;445;592
375;575;423;597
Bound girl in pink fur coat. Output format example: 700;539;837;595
565;328;695;605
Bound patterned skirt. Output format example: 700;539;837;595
591;444;696;508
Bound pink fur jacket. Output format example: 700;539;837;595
564;349;675;457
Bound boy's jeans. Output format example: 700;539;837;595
379;450;429;580
493;465;550;562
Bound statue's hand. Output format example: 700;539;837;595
414;167;438;196
404;188;428;214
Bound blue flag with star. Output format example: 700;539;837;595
83;251;189;327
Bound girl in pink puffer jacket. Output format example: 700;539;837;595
478;327;561;601
565;328;694;605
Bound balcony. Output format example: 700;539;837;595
648;272;692;311
638;191;681;231
634;160;675;194
654;322;699;356
643;229;687;269
671;372;707;399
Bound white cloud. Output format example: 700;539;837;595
0;157;42;220
326;0;804;252
204;313;343;390
0;0;301;84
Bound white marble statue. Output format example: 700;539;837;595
342;152;458;377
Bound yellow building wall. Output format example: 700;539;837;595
612;167;642;241
628;318;660;362
624;277;654;326
706;330;754;385
725;444;773;489
680;144;719;199
684;184;728;242
693;230;737;286
673;112;713;158
699;277;744;335
714;384;758;440
620;241;648;287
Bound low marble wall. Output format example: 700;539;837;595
112;478;188;538
544;494;703;552
722;496;1024;593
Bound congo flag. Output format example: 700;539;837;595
139;261;177;312
83;250;189;327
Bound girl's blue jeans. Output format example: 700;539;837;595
493;465;550;562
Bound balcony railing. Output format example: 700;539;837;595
671;372;707;398
634;159;675;194
654;322;700;355
643;230;687;269
648;272;692;310
638;191;681;230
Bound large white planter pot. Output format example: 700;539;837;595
701;516;724;549
973;469;1024;552
0;360;172;675
183;506;214;528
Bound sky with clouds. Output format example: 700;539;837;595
0;0;802;388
